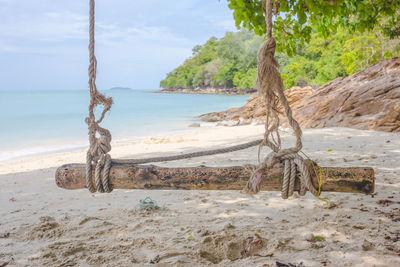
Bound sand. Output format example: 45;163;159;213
0;125;399;266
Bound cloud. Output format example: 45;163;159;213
0;8;193;55
0;11;86;42
97;24;192;47
207;18;237;32
0;0;236;90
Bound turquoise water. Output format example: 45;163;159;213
0;89;248;161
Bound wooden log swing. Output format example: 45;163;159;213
56;161;374;194
55;0;375;197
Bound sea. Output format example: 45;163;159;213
0;89;249;162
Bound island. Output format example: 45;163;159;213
108;87;132;91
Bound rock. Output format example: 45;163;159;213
188;123;200;127
200;113;223;122
200;58;400;133
216;120;240;127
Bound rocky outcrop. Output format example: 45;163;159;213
157;87;256;95
200;58;400;132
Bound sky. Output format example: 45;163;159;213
0;0;237;90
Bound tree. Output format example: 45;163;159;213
341;34;381;74
233;68;257;89
192;45;203;56
160;30;264;89
226;0;400;56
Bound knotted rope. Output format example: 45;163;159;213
83;0;265;193
244;0;318;198
85;0;113;193
84;0;318;198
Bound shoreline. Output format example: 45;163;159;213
156;87;256;95
0;123;263;175
0;121;219;163
0;124;397;175
0;89;251;162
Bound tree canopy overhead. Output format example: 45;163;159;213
227;0;400;55
160;1;399;91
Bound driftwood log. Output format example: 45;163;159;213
56;160;374;194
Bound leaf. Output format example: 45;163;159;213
298;9;307;25
226;0;400;53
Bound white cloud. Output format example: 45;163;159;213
0;9;193;54
97;24;193;47
0;11;87;42
0;0;236;90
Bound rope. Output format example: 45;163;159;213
84;0;263;193
112;139;263;164
85;0;113;193
84;0;318;199
244;0;318;198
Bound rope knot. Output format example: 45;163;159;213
245;151;280;194
85;118;113;193
248;0;315;199
85;0;113;193
265;151;280;167
262;38;276;54
246;151;318;198
85;117;112;161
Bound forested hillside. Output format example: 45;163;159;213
160;29;399;90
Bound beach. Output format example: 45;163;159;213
1;124;399;266
0;89;249;162
2;0;400;266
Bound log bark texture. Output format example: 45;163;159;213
55;161;374;194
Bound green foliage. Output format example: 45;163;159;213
341;34;381;75
233;68;258;89
281;30;348;88
226;0;400;55
277;27;398;88
161;1;399;90
160;30;265;90
161;28;399;90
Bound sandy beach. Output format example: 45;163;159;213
1;125;399;266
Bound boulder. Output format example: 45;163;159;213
188;123;201;127
200;58;400;132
